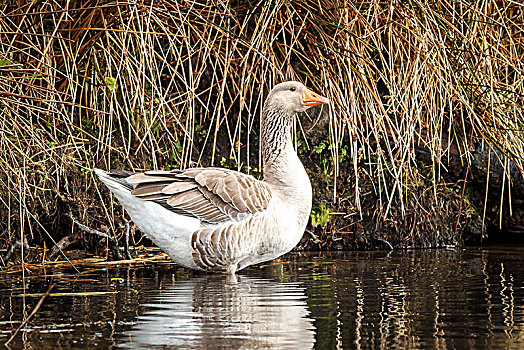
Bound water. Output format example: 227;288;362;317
1;247;524;349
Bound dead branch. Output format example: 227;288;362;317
5;283;55;346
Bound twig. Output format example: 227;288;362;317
454;166;470;239
305;229;321;244
1;239;29;265
47;233;80;260
61;213;123;260
4;283;55;347
374;237;394;250
123;219;133;260
63;213;109;238
2;241;21;265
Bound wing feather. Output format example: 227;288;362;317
163;182;198;194
119;168;272;225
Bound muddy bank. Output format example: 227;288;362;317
299;110;524;251
1;0;523;265
1;105;522;265
2;112;523;265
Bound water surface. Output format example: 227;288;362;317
1;247;524;349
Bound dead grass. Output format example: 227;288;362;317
0;0;522;256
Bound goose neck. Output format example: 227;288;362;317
261;108;293;167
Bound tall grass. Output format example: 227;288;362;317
0;0;522;254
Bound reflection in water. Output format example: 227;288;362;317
1;248;524;349
121;275;315;349
301;249;524;349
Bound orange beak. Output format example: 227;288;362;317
303;87;329;107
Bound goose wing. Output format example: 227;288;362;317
125;168;273;225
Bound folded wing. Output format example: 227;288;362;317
125;168;273;225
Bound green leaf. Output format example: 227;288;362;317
104;77;117;91
0;59;13;66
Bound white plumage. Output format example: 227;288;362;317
95;81;329;274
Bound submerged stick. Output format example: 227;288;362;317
4;283;56;346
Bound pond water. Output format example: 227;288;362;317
1;247;524;349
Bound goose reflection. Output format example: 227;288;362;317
121;274;315;349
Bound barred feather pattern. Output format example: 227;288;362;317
191;215;267;272
261;108;292;166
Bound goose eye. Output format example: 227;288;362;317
289;87;296;92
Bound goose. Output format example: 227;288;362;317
95;81;329;274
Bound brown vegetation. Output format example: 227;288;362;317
1;0;523;262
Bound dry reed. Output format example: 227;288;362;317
0;0;522;257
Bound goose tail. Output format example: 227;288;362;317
94;168;134;192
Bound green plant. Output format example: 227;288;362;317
311;203;332;228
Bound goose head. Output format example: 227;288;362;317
265;81;329;116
